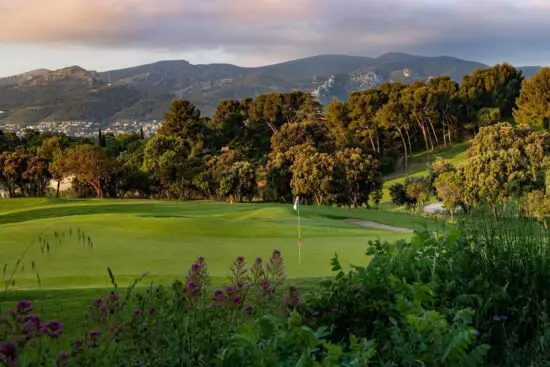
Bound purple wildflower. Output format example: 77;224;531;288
283;286;301;308
16;300;33;314
108;292;119;302
72;340;84;355
92;298;108;312
55;351;69;367
272;249;281;258
133;309;142;318
226;285;236;295
245;304;254;315
47;320;64;339
23;315;42;334
237;256;245;264
89;330;101;340
0;341;18;367
187;281;197;290
260;279;271;293
213;289;225;301
148;307;156;317
191;263;201;272
232;295;242;305
197;256;205;263
255;257;263;264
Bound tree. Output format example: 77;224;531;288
210;100;248;151
290;151;335;206
38;135;69;161
476;107;501;130
158;100;204;155
375;97;412;173
192;171;217;200
333;148;382;208
428;158;456;196
404;176;431;212
98;129;106;147
513;67;550;131
271;120;333;156
521;190;549;229
142;135;201;198
389;183;407;206
23;156;51;196
0;150;27;197
324;98;351;149
347;89;388;154
218;161;257;203
267;144;318;203
40;136;70;197
460;63;523;118
434;170;470;217
429;76;460;146
462;123;549;213
247;92;321;134
55;144;118;198
402;82;439;152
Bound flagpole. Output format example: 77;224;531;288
298;203;301;265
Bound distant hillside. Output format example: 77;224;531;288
0;53;542;127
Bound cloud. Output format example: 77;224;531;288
0;0;549;65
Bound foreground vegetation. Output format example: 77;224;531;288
1;208;549;366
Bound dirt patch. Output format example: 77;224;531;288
348;219;413;233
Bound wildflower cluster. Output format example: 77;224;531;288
180;256;210;301
0;300;64;367
210;249;293;315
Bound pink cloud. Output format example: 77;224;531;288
0;0;548;66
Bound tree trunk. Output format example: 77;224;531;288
428;119;439;147
398;129;408;174
375;130;381;154
368;135;376;153
56;179;61;198
405;128;412;156
266;120;278;134
416;118;430;152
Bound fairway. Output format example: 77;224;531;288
0;199;439;289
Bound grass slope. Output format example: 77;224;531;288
0;200;441;290
381;142;471;204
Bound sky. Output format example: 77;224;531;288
0;0;549;77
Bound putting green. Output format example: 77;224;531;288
0;199;440;289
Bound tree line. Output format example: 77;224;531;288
0;65;548;211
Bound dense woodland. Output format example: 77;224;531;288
0;64;548;220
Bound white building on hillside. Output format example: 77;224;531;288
0;184;8;198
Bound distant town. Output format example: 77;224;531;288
1;120;163;137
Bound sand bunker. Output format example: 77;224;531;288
348;219;412;233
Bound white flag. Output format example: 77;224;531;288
293;196;299;211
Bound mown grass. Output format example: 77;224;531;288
0;200;441;289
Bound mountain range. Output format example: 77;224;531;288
0;52;542;127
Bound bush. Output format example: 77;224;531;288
404;176;430;211
390;177;431;211
389;183;407;206
303;208;550;365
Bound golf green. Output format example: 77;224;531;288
0;199;440;289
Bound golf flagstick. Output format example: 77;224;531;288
293;196;301;264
